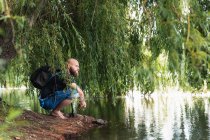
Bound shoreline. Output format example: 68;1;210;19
9;110;106;140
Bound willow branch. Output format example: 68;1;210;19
186;15;190;42
91;0;97;27
29;0;47;28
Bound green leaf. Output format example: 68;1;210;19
5;109;22;122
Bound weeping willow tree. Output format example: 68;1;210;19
0;0;209;96
129;0;209;93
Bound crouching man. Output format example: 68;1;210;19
39;58;86;119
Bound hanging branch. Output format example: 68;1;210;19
91;0;97;27
29;0;47;28
186;14;190;42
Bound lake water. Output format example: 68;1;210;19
1;89;210;140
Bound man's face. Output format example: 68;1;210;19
68;60;79;77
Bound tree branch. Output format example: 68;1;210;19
29;0;47;28
186;15;190;42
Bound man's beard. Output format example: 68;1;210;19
69;67;77;77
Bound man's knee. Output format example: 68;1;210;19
61;99;72;106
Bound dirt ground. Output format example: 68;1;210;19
12;110;106;140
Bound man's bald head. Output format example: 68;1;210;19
68;58;78;65
67;58;80;77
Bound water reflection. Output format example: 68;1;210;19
0;89;49;114
125;91;210;140
1;89;210;139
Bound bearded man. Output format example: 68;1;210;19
39;58;86;119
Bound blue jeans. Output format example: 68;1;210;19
39;88;79;110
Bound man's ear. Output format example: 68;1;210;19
67;63;71;69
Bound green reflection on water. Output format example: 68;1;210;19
1;90;210;140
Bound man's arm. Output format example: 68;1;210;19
70;83;86;108
77;86;86;108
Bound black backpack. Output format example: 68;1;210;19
30;66;53;89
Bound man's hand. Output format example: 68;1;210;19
70;83;77;89
80;100;86;108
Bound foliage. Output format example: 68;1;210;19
0;106;23;139
129;0;209;92
0;0;209;95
